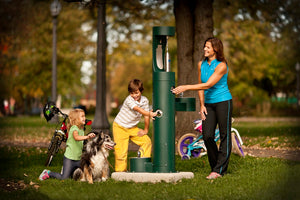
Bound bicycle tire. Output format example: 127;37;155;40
177;133;204;158
231;130;245;157
45;136;59;166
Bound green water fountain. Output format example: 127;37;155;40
129;26;195;173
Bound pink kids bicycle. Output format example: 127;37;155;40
177;119;244;160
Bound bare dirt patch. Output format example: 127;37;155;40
243;146;300;161
1;139;300;162
235;117;300;161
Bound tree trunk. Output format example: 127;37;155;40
174;0;213;138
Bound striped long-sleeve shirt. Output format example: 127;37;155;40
114;95;149;128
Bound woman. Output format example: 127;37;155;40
173;37;232;179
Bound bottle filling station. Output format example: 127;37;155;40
112;26;195;182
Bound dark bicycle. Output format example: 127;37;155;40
43;102;92;166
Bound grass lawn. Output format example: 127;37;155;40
0;116;299;199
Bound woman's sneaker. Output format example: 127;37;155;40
39;169;50;181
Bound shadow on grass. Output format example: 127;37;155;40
0;147;55;199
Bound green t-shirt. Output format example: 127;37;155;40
64;125;84;160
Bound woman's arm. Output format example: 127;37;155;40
172;62;227;94
197;61;204;107
197;61;207;119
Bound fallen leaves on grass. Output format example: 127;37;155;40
0;178;40;192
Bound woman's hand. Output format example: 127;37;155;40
199;106;207;121
172;85;187;95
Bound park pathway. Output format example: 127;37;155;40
0;117;299;161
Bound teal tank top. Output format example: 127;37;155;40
64;125;84;160
201;59;232;103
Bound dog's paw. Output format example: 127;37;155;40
101;177;107;182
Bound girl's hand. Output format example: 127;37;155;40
199;106;207;121
137;129;147;137
87;132;96;139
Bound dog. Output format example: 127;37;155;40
73;132;115;184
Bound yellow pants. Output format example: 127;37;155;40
113;122;152;172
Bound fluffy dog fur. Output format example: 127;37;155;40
73;132;115;184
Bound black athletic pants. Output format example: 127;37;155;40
202;99;232;175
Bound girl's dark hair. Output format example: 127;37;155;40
128;79;144;93
204;37;227;64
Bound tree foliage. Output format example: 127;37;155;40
0;0;93;111
212;0;300;115
105;0;174;105
0;0;299;117
0;0;31;106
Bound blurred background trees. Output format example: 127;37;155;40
0;0;92;114
214;0;300;116
0;0;299;119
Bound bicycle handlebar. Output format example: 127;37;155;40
58;109;68;118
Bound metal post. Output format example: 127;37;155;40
165;36;170;72
296;62;300;109
63;0;110;133
92;0;110;134
51;16;57;102
50;0;61;103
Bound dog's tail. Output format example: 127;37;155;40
73;168;83;181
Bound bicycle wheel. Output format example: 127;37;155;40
45;136;59;166
231;130;245;157
177;133;203;158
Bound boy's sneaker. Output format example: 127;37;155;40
39;169;50;181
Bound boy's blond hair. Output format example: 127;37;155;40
67;109;84;131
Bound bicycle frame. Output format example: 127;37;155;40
231;127;243;146
56;112;68;140
184;129;220;158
